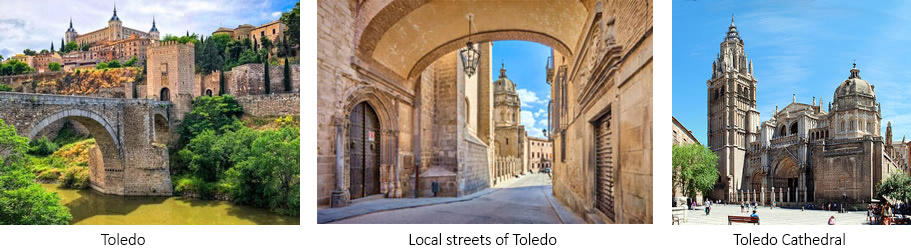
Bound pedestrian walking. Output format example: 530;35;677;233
828;216;836;225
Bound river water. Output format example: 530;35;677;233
42;183;300;225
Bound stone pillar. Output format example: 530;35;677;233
800;172;807;203
391;129;402;198
787;188;790;203
331;116;349;207
761;187;765;206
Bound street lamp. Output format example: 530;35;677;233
459;13;480;77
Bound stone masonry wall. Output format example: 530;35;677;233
224;64;300;96
235;93;300;117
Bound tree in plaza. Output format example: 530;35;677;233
0;118;72;225
672;143;719;201
877;171;911;204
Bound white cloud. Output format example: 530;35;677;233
534;108;546;118
521;110;544;137
516;88;547;107
0;0;294;58
271;11;283;18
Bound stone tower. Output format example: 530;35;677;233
65;18;78;43
707;16;760;201
149;16;160;40
493;64;525;158
108;5;123;41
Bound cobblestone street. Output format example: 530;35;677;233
330;173;583;224
676;204;870;225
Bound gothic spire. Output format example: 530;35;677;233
150;16;159;32
110;4;121;22
726;14;740;41
67;17;76;32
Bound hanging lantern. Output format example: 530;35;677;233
460;14;480;77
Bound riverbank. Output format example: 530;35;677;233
42;183;299;225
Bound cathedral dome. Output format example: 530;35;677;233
832;64;878;113
834;65;874;98
493;64;516;92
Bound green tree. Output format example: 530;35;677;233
50;42;54;53
280;2;300;48
178;95;244;144
0;118;72;225
22;49;36;56
283;57;291;92
262;52;271;94
0;84;12;92
225;126;300;215
106;60;121;68
60;38;65;53
39;49;49;54
48;62;62;72
672;143;719;200
81;43;90;51
877;171;911;204
124;56;137;67
64;42;79;53
1;60;35;76
179;129;231;182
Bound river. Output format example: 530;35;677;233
41;183;300;225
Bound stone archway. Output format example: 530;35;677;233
27;109;123;194
331;87;401;207
774;158;799;202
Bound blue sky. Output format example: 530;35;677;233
491;40;552;138
0;0;297;59
673;0;911;144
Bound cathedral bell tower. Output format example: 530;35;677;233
706;15;760;201
65;18;78;43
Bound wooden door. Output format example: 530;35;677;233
348;102;381;199
594;112;615;220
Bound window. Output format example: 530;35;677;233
261;31;265;37
273;29;276;34
561;131;566;162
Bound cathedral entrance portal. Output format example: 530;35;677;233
774;158;799;202
348;102;381;200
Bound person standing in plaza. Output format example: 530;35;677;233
828;216;836;225
884;202;893;225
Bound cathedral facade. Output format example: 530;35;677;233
493;64;526;160
708;18;903;206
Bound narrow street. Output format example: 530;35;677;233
332;173;583;224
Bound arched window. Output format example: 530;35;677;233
789;122;798;135
779;126;786;136
205;89;213;96
160;88;170;101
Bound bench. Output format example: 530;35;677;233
728;216;760;225
671;207;687;224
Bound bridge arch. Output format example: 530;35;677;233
27;109;124;194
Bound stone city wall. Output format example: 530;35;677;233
224;64;300;96
235;93;300;117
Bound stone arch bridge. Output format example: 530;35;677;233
0;92;173;196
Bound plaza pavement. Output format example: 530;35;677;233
677;204;870;225
321;173;584;224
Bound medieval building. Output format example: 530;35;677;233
708;18;903;206
317;0;652;224
491;64;526;183
63;6;159;69
705;17;760;201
